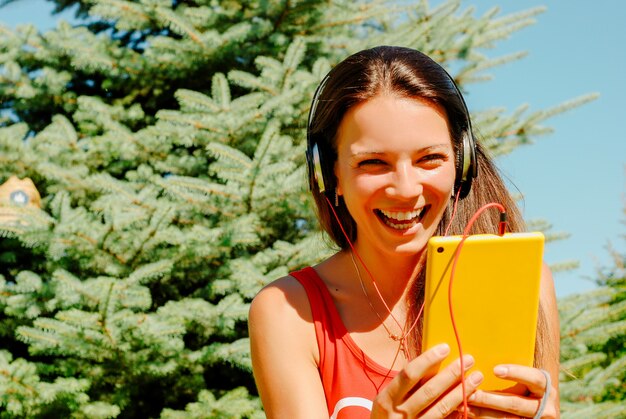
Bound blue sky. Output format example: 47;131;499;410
462;0;626;297
2;0;624;297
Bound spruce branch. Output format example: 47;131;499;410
0;1;605;416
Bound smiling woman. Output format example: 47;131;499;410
248;46;560;418
335;96;456;257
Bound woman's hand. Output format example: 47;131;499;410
371;344;484;418
461;364;557;418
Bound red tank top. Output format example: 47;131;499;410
291;267;398;418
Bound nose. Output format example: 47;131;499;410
386;162;423;199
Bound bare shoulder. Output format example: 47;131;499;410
249;274;316;360
249;273;317;367
249;274;327;418
249;275;313;328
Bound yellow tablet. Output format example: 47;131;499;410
422;232;544;391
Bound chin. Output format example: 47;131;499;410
369;231;431;258
388;240;430;256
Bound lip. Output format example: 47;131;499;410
374;205;430;233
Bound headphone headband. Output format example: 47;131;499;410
306;51;478;199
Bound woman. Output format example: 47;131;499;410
249;46;559;418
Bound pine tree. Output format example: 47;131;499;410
0;0;595;417
559;212;626;418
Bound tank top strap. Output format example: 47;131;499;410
290;267;348;370
290;266;398;417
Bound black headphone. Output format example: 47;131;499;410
306;63;478;200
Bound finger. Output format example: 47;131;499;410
493;365;550;396
398;355;476;415
468;389;539;418
379;343;451;405
404;355;474;411
420;371;484;419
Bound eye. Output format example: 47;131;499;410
418;153;448;167
357;159;387;167
421;153;446;162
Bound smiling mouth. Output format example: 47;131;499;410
375;206;430;230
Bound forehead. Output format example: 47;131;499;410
336;95;452;153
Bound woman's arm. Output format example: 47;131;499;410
463;263;561;418
249;276;328;418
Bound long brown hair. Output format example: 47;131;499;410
307;46;548;365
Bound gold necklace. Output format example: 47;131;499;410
349;250;410;357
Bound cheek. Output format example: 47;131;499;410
339;178;370;207
335;163;376;197
350;175;390;202
424;165;457;197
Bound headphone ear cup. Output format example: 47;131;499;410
455;131;477;198
311;143;326;193
467;132;477;179
306;75;331;194
455;139;465;195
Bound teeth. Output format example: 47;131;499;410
385;220;415;230
378;207;429;230
379;209;422;221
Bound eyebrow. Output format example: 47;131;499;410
349;144;451;159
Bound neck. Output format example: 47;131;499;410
350;240;423;305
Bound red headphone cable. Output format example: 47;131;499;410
449;202;507;418
324;193;507;417
323;195;420;340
